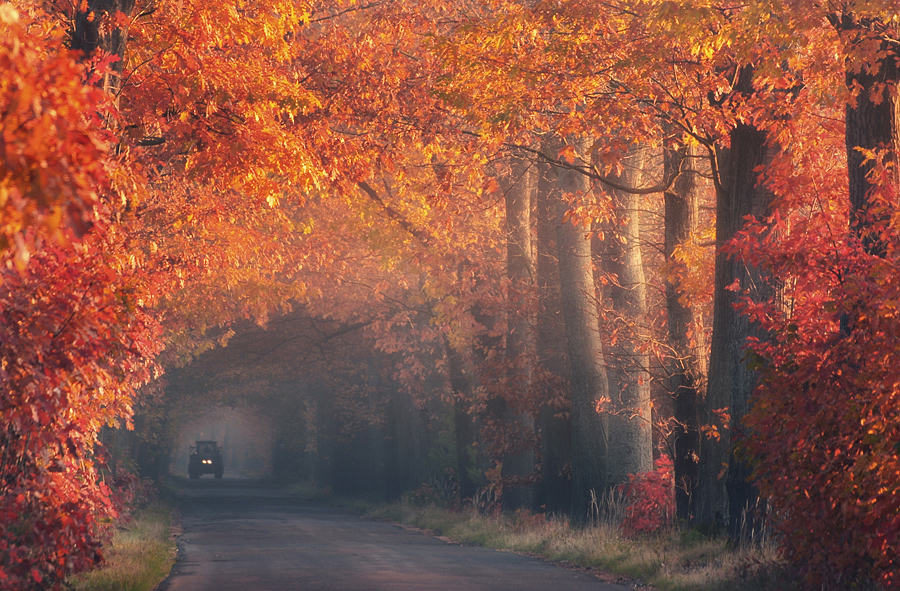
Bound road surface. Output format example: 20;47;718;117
159;479;636;591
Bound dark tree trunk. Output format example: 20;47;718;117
71;0;135;94
699;66;776;538
831;12;900;258
500;155;537;511
554;138;610;522
447;339;479;500
699;117;775;537
535;153;573;514
664;144;706;523
598;149;653;486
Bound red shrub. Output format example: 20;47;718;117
619;456;675;536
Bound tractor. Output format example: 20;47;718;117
188;440;224;479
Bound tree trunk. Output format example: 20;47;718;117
699;109;775;537
664;144;706;523
832;12;900;258
599;149;653;486
71;0;135;94
500;155;537;511
554;138;610;522
446;338;479;500
535;153;573;515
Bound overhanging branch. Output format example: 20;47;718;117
357;180;433;244
504;142;687;195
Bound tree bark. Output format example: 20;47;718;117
830;12;900;258
664;144;706;523
699;111;775;536
71;0;135;94
500;155;537;511
535;152;573;514
598;149;653;486
697;64;777;538
554;138;610;522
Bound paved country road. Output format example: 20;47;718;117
158;479;636;591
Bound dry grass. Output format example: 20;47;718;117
288;480;795;590
68;501;177;591
366;499;794;591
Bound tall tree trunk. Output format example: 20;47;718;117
830;12;900;258
699;116;775;537
699;65;776;537
599;149;653;486
554;138;610;522
664;144;706;523
535;153;573;514
500;155;537;511
72;0;135;94
446;338;479;500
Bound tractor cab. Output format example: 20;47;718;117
189;440;224;479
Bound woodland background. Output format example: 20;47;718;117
1;0;899;589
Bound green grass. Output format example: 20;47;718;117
68;501;177;591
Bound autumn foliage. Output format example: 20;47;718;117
0;4;113;264
2;0;900;589
619;456;675;537
0;6;159;589
741;184;900;587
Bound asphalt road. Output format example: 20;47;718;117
159;479;635;591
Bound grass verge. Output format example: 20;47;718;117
389;503;796;591
375;503;794;591
291;485;796;591
68;500;177;591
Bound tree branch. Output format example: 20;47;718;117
357;180;433;244
504;142;687;195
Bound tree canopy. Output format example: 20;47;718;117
2;0;900;589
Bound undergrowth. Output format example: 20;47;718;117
68;500;177;591
285;475;796;590
360;497;792;591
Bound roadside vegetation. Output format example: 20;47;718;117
372;502;790;591
289;482;794;591
5;1;900;589
68;498;176;591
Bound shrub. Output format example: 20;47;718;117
619;456;675;537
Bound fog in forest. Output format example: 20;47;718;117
171;407;273;479
156;311;423;499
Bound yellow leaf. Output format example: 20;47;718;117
558;145;576;164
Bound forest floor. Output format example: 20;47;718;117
291;486;798;591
